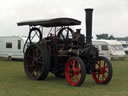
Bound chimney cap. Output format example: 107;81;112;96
85;8;93;11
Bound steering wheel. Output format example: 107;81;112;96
57;27;74;40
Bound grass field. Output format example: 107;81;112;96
0;56;128;96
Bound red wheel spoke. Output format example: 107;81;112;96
69;74;72;78
101;73;104;80
72;60;76;65
74;74;80;82
68;67;70;71
105;71;109;73
75;65;81;72
104;61;106;68
97;73;100;79
71;61;75;70
76;69;81;75
97;60;101;68
103;74;107;80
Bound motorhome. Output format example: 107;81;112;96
92;40;126;60
0;36;27;60
120;41;128;54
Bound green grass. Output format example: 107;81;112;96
0;56;128;96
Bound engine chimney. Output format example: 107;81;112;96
85;8;93;46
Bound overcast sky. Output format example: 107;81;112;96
0;0;128;38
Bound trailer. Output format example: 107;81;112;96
93;40;126;60
120;41;128;54
0;36;27;60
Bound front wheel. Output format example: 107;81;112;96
92;56;113;84
65;57;86;86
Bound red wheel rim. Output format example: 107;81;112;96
65;58;82;86
92;58;109;84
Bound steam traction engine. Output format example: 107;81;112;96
17;9;112;86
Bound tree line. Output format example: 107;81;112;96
96;33;128;41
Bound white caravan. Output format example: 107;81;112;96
92;40;126;60
120;41;128;54
0;36;27;60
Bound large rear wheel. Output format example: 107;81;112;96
24;44;51;80
65;57;86;86
92;56;112;84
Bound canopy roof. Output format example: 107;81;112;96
17;18;81;27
